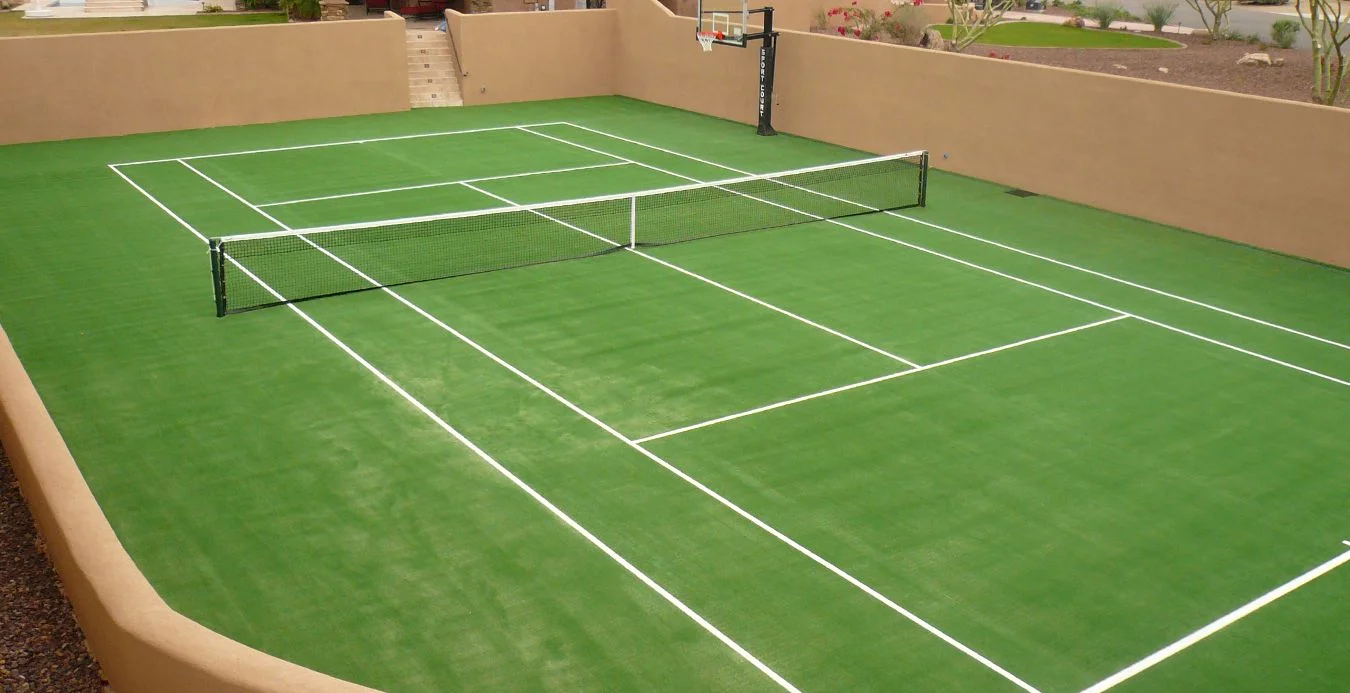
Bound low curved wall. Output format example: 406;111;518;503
0;325;380;693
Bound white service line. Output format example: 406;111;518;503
636;314;1130;444
1081;542;1350;693
459;182;921;368
111;121;570;167
419;183;1039;693
110;164;800;693
556;122;1350;353
527;125;1350;389
257;162;630;208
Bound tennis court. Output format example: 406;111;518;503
2;97;1348;691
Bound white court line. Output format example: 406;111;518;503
555;122;1350;354
530;126;1350;389
458;183;921;368
109;163;800;693
1082;542;1350;693
419;183;1039;693
257;162;630;208
636;314;1130;444
110;121;570;167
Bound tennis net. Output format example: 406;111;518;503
210;150;928;316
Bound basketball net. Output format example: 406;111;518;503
697;31;717;52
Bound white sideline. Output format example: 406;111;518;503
109;162;800;693
257;162;631;208
535;125;1350;389
1081;542;1350;693
110;121;571;167
557;122;1350;353
457;182;921;368
635;314;1130;444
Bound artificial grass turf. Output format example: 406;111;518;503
1;97;1347;691
934;22;1182;48
0;11;287;37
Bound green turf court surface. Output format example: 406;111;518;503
1;96;1347;692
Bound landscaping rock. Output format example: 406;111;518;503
919;27;946;51
1113;63;1128;70
1236;52;1273;66
1158;66;1169;73
1062;16;1085;28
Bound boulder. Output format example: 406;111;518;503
1062;16;1085;28
1158;66;1170;73
1236;52;1273;66
919;27;947;51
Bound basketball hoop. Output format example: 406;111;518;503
697;31;717;52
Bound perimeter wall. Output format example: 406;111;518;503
0;327;379;693
447;8;616;105
611;0;1350;268
0;16;410;146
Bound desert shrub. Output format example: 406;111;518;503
1271;18;1299;47
279;0;318;19
826;1;930;44
1142;1;1177;30
813;8;830;29
1080;1;1127;28
241;0;280;9
201;3;224;10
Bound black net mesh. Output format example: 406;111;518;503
212;152;926;315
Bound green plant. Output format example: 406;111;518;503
1081;1;1127;29
1142;1;1177;30
201;3;224;11
241;0;280;9
278;0;318;19
1271;17;1299;47
813;8;830;30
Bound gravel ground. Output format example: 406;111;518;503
973;35;1345;105
0;445;105;693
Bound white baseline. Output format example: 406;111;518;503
110;121;570;167
1082;542;1350;693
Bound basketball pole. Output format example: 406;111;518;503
746;7;779;136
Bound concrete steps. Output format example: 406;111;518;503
84;0;146;13
405;29;462;108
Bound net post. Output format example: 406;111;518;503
629;195;638;248
918;152;929;207
756;7;779;137
209;238;227;317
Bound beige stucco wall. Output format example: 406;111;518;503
447;7;616;105
0;17;411;146
613;0;1350;267
0;326;379;693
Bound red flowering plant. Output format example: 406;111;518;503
821;0;929;44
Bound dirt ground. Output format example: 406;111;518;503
973;35;1346;106
0;446;105;693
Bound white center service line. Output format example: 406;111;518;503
635;314;1130;444
1081;542;1350;693
109;162;801;693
